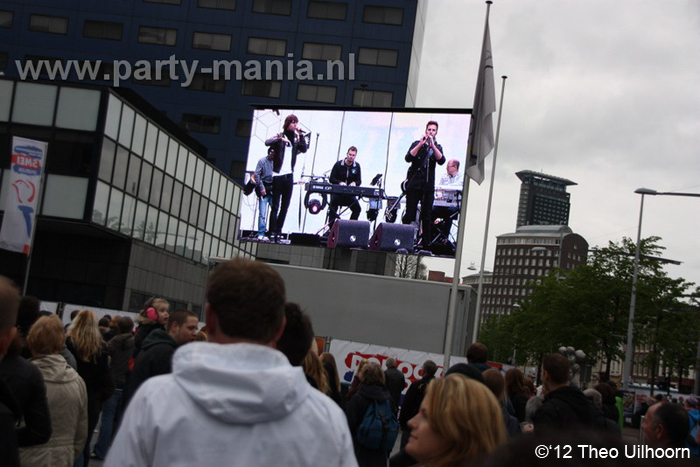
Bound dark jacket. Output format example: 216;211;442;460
510;392;529;424
0;354;52;446
404;139;445;189
107;332;135;387
133;321;163;359
398;375;435;430
330;159;362;186
265;130;308;174
65;338;114;420
125;329;177;406
0;379;21;467
502;405;522;438
384;367;405;410
532;386;597;432
346;384;395;467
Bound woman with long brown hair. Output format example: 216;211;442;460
66;310;113;467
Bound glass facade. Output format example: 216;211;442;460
93;91;253;263
0;80;254;267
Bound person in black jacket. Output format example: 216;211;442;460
531;354;596;432
66;310;114;467
328;146;362;228
0;333;51;448
346;362;396;467
264;114;308;241
402;121;444;247
92;317;135;460
384;357;405;411
0;276;22;467
398;360;437;449
124;309;198;407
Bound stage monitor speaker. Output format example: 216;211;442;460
327;220;370;249
290;233;321;247
369;223;415;252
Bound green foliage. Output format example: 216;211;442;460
479;237;698;381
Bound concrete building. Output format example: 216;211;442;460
0;0;425;180
516;170;576;228
480;225;588;323
0;77;254;314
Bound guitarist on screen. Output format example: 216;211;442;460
253;146;275;241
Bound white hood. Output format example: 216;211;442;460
172;342;310;424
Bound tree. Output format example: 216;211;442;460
395;254;427;280
479;236;697;383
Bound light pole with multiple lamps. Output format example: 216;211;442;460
622;187;700;391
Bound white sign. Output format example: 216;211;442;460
0;137;47;254
329;339;469;392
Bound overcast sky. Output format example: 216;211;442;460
416;0;700;290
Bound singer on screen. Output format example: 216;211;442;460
402;120;444;248
265;114;308;243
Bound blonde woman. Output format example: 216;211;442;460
24;315;88;467
66;310;114;467
406;374;506;467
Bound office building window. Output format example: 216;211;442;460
0;11;12;28
193;32;231;51
302;42;341;61
186;73;226;93
307;1;347;21
144;0;182;4
84;20;123;40
358;47;398;67
138;26;177;46
182;114;221;134
297;84;336;104
235;119;252;137
29;15;68;34
252;0;292;16
353;89;392;107
0;52;7;69
132;70;172;87
242;80;281;98
247;37;286;57
363;5;403;25
198;0;236;10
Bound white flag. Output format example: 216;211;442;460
0;137;48;254
466;21;496;185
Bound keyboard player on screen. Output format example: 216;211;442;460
432;159;463;242
327;146;362;228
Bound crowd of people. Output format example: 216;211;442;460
1;260;699;466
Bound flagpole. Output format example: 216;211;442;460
443;0;492;370
22;154;49;296
472;75;508;344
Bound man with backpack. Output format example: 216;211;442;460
346;362;398;467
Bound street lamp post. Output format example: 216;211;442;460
622;188;700;391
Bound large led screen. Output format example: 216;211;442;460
238;107;471;257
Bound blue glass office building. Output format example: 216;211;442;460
0;0;424;180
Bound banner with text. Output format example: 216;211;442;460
329;339;469;394
0;137;47;255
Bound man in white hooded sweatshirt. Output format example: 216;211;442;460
106;258;357;467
